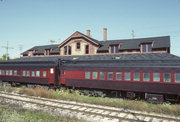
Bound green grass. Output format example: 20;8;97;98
0;86;180;117
0;105;82;122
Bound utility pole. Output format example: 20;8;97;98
131;30;135;39
1;41;14;60
19;44;23;57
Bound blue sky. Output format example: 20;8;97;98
0;0;180;58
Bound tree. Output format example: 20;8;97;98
0;54;10;61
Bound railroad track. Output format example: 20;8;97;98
0;91;179;122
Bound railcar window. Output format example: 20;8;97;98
143;73;150;81
108;72;113;80
85;72;90;79
134;73;140;81
17;70;20;76
0;70;1;75
6;70;9;75
164;73;171;82
14;70;17;76
43;71;47;77
100;72;106;80
36;71;40;77
175;74;180;83
124;72;131;80
22;71;26;76
153;73;160;82
1;70;5;75
116;72;122;80
32;71;35;77
9;70;13;75
26;71;30;76
92;72;98;79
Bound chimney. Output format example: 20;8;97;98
103;28;107;40
86;30;91;37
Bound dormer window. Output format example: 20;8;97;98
141;43;152;53
76;42;81;49
45;49;50;55
110;45;119;53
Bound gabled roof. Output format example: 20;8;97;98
98;36;170;52
58;31;100;47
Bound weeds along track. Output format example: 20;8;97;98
0;91;179;122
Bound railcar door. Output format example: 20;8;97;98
60;69;66;85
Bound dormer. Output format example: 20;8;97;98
109;44;120;54
140;41;153;53
45;49;50;55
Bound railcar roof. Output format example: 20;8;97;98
2;53;180;62
0;53;180;67
62;59;180;68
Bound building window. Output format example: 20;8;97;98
85;45;89;54
100;72;105;80
147;43;152;52
36;71;40;77
64;46;67;55
68;46;71;55
175;74;180;83
110;45;119;53
142;44;146;52
134;73;140;81
164;73;171;82
43;71;47;77
85;72;90;79
92;72;98;79
143;73;150;81
153;73;160;82
124;72;131;80
108;72;113;80
76;42;80;49
45;49;50;55
116;72;122;80
141;43;152;53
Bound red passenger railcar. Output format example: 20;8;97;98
60;54;180;103
0;57;60;86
